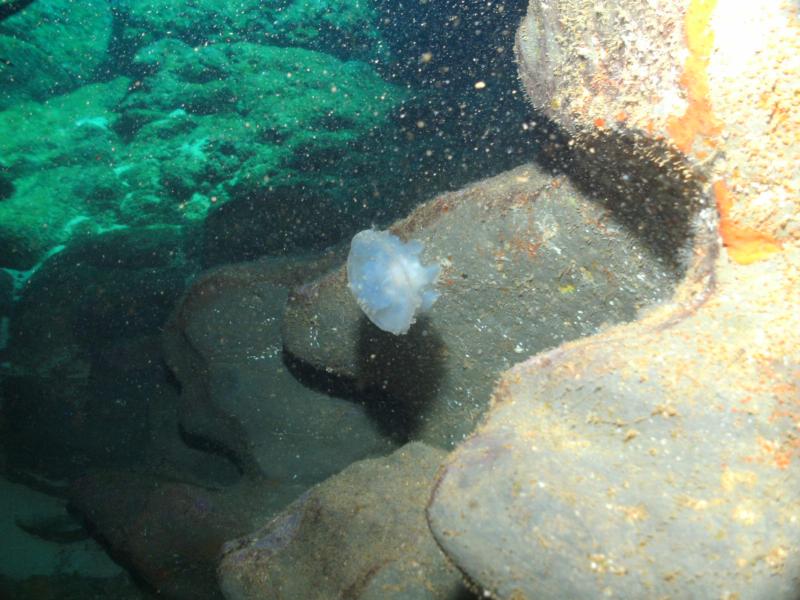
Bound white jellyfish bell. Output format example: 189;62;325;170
346;229;441;335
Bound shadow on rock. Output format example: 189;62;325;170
355;315;446;443
283;315;447;444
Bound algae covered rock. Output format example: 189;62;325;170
0;37;408;269
0;79;130;268
115;39;408;261
0;0;112;108
109;0;385;67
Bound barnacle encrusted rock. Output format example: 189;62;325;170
427;1;800;598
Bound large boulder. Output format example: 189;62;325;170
218;442;470;600
282;161;695;448
163;255;397;484
427;0;800;598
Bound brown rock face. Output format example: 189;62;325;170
515;0;798;260
427;1;800;598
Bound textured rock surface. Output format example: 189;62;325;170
0;0;538;274
515;0;797;259
429;254;800;598
428;0;800;598
218;442;470;600
0;0;112;109
69;471;284;600
0;79;130;269
283;162;689;447
109;0;386;66
163;255;397;483
114;39;408;264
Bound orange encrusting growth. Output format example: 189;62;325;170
668;0;783;265
714;181;782;264
665;0;722;155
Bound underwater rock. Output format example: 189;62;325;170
429;259;800;599
163;255;396;484
0;79;130;269
113;39;408;263
108;0;385;68
11;229;194;365
4;227;198;479
0;0;112;109
69;471;257;600
283;162;684;447
0;0;34;22
428;0;800;598
218;442;469;600
515;0;797;254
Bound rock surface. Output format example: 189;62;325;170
108;0;386;67
428;253;800;598
163;255;397;484
283;162;688;448
69;471;281;600
0;0;112;109
218;442;470;600
116;39;405;246
427;0;800;598
0;79;130;269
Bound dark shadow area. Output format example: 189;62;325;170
451;583;482;600
354;315;446;442
568;132;709;273
531;120;712;276
283;347;363;400
0;167;13;201
177;424;246;478
0;0;34;22
65;502;167;600
283;315;446;444
0;571;157;600
201;184;358;266
14;511;88;544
